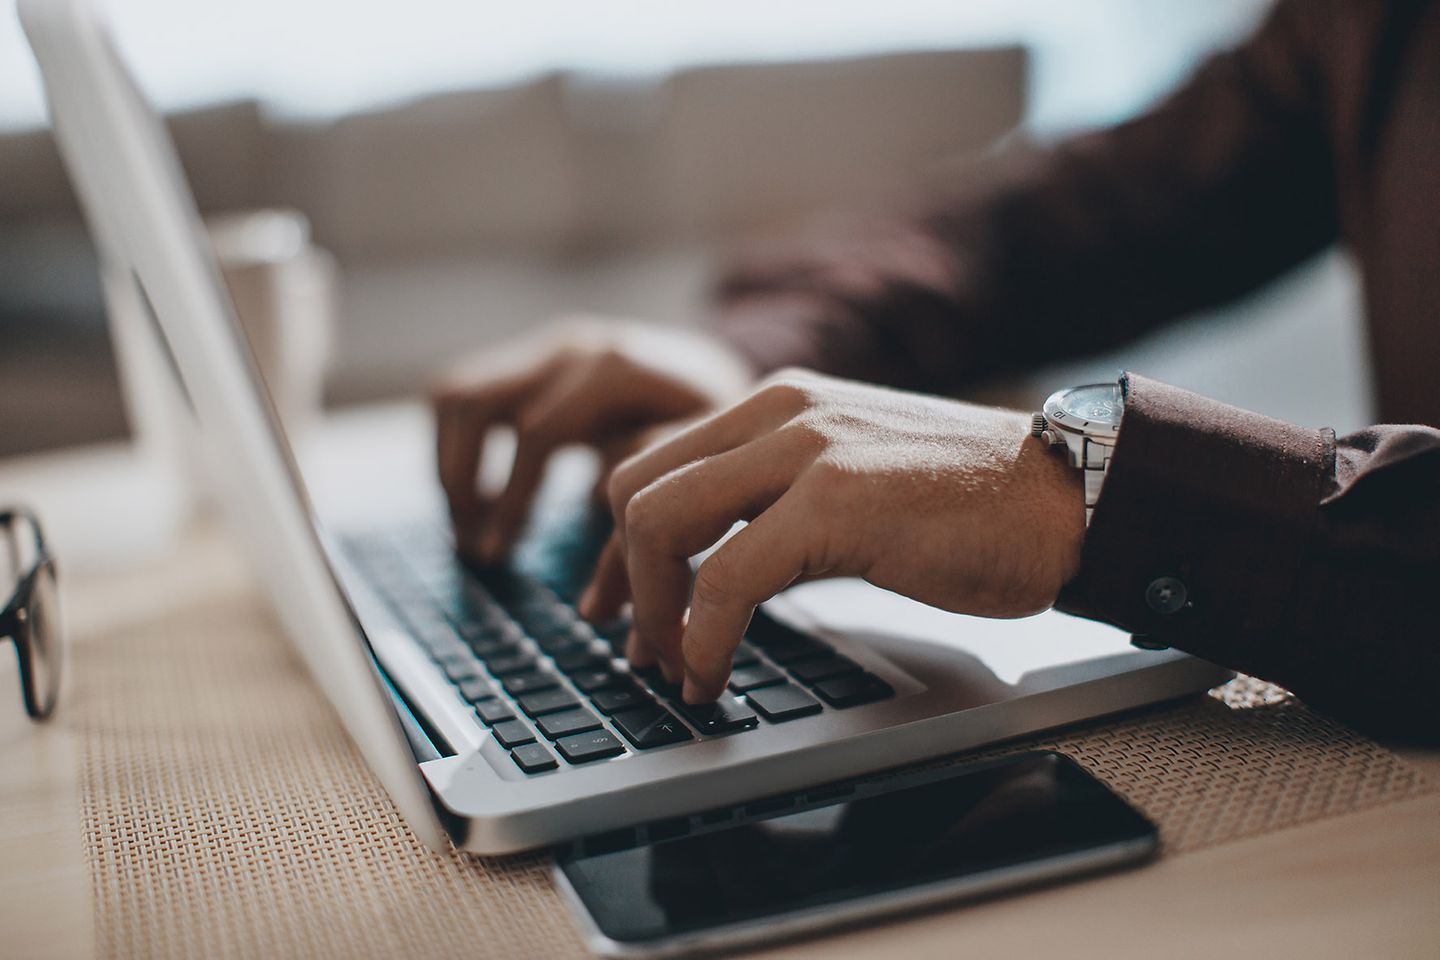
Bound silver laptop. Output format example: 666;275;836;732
22;0;1229;855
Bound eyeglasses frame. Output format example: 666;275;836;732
0;508;61;720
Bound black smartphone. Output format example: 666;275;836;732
554;751;1157;958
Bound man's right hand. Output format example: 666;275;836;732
431;317;755;562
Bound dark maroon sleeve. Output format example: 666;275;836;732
711;0;1335;394
1056;374;1440;740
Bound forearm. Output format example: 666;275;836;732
709;0;1336;393
1057;374;1440;740
710;222;989;394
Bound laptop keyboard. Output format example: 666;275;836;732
343;521;893;776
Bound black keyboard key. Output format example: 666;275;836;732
813;673;894;708
436;646;479;667
517;687;580;717
728;663;785;693
536;707;603;740
556;729;626;764
457;678;495;702
532;628;576;654
470;637;524;661
730;641;761;669
551;646;601;672
455;607;508;636
502;670;559;695
467;627;524;655
433;648;476;668
611;705;693;749
475;698;515;725
510;742;558;774
634;666;682;698
511;589;561;614
745;683;823;722
442;659;485;683
535;623;593;653
570;666;624;694
789;654;862;685
422;633;470;661
526;617;567;645
746;613;817;645
591;681;654;715
675;694;759;735
464;609;521;635
485;653;538;677
593;618;630;655
462;593;509;621
761;635;831;665
490;719;536;748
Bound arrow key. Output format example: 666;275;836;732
675;693;759;735
611;704;694;749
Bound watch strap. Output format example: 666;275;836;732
1081;438;1112;525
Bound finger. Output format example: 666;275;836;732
622;433;807;682
578;532;629;623
681;493;818;702
607;377;811;542
431;336;580;543
477;359;600;562
625;627;658;669
434;397;500;547
590;416;702;507
591;433;644;507
432;364;546;546
579;532;659;669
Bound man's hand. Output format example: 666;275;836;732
432;317;754;561
579;370;1086;703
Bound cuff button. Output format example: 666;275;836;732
1145;577;1188;615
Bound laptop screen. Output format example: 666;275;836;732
22;0;450;850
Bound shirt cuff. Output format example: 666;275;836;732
1055;373;1333;676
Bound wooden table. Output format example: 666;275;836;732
4;528;1438;960
3;419;1437;960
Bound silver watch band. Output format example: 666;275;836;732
1030;392;1120;527
1080;438;1112;525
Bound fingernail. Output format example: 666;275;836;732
659;658;681;685
681;675;707;704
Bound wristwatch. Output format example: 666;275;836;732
1030;380;1125;525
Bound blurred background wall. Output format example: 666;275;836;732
0;0;1372;460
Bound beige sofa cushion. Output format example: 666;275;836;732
265;48;1026;259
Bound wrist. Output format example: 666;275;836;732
1030;437;1087;586
1004;410;1087;600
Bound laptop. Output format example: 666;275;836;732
21;0;1230;855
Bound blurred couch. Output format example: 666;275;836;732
0;48;1025;457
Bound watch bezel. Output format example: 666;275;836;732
1042;385;1123;439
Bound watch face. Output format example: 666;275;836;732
1058;383;1124;425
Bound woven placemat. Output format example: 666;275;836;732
72;571;1431;960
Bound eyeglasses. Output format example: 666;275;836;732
0;508;62;721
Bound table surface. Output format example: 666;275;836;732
3;429;1439;960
